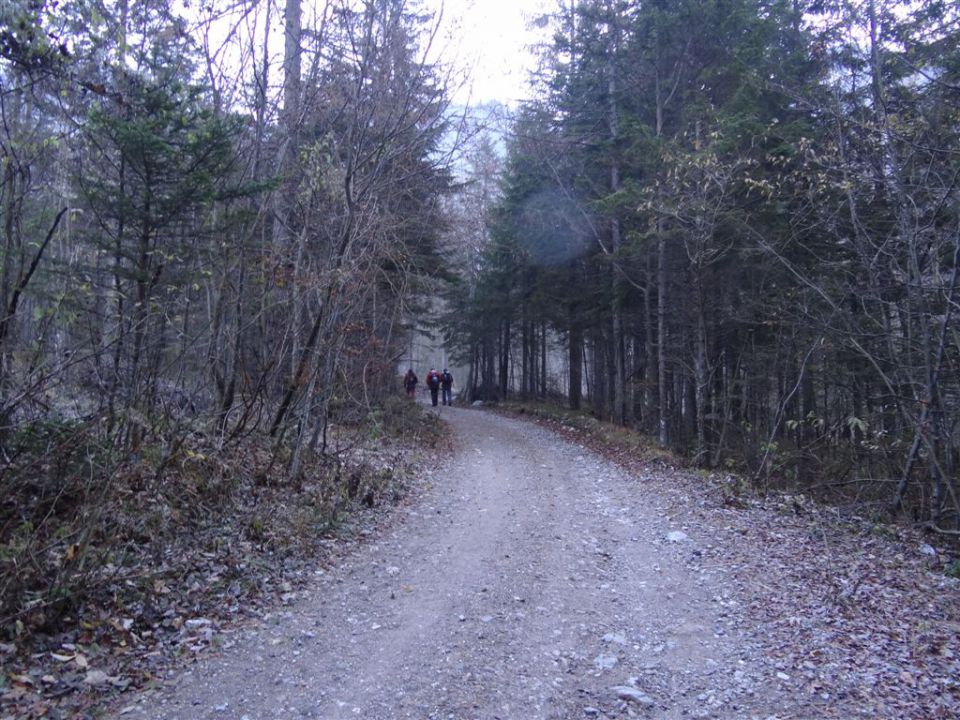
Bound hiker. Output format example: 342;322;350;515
403;368;418;399
441;368;453;406
426;367;441;407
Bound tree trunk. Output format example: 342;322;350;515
657;230;669;445
540;320;547;398
499;319;511;398
607;17;626;426
569;322;582;410
694;277;709;465
521;306;530;399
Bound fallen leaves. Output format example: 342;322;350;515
0;424;435;720
501;403;960;719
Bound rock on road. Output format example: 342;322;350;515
112;407;792;719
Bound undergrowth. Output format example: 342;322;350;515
493;400;680;467
0;400;440;646
492;399;959;560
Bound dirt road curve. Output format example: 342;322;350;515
111;408;795;719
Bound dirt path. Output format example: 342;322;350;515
110;408;802;719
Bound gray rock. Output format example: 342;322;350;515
594;653;619;670
84;670;110;686
667;530;689;543
602;632;628;645
611;685;655;706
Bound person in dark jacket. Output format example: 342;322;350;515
426;368;441;406
403;368;418;399
440;368;453;406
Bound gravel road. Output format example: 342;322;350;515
111;407;796;719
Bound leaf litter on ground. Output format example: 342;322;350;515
0;405;448;720
497;401;960;720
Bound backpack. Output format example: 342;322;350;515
441;371;452;385
428;372;440;388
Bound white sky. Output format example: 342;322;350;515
181;0;553;113
424;0;553;106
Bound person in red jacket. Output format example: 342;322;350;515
426;367;441;406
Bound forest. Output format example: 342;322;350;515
0;0;958;690
446;0;960;533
